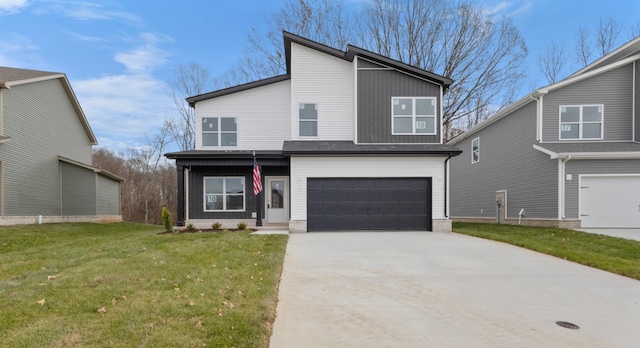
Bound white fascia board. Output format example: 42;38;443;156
533;144;640;160
539;54;640;94
448;94;537;145
532;144;559;158
1;74;66;88
569;36;640;78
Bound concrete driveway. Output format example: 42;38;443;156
269;232;640;348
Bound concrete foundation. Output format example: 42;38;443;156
0;215;122;226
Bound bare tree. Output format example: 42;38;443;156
574;25;593;67
93;123;177;225
594;17;622;57
537;41;566;84
168;62;213;151
216;0;353;87
221;0;526;136
355;0;527;133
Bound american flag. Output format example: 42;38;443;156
253;158;262;196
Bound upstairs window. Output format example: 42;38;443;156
559;105;603;140
392;97;437;135
471;137;479;164
202;117;237;146
299;103;318;137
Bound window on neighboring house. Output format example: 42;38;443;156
202;117;237;146
471;137;479;164
203;177;245;211
299;103;318;137
392;97;437;135
559;105;603;140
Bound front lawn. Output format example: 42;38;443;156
453;222;640;280
0;223;288;347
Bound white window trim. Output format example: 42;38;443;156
203;177;246;212
391;97;438;135
201;117;238;147
298;103;318;138
471;137;480;164
558;105;604;140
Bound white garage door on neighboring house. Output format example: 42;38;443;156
580;175;640;228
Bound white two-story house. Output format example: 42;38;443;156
165;32;461;232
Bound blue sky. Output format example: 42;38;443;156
1;0;638;152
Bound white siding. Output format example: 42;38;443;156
290;43;354;140
195;79;291;150
290;156;446;221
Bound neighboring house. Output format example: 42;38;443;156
448;36;640;229
165;32;461;232
0;66;123;225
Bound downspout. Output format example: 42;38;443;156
559;155;572;219
444;153;452;218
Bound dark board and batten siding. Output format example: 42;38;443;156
357;59;442;144
542;63;634;142
188;166;289;220
565;159;640;219
450;101;558;219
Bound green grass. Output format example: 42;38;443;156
0;223;288;347
453;222;640;280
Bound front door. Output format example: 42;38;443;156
266;177;289;224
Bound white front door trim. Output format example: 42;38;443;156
265;176;289;224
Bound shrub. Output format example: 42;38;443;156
185;223;196;232
161;207;172;232
212;221;223;230
237;222;248;230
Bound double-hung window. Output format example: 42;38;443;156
204;177;245;212
471;137;479;164
202;117;237;146
559;105;603;140
299;103;318;137
392;97;437;135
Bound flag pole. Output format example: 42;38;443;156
253;151;263;227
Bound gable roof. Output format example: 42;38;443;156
0;66;98;145
448;36;640;146
187;32;453;105
283;31;453;88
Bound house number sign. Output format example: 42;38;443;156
207;196;217;203
416;121;427;129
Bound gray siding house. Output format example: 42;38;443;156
448;36;640;229
0;67;123;225
166;32;461;232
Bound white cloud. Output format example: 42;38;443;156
0;33;39;67
115;44;170;73
0;0;28;14
74;73;175;149
34;0;141;24
483;0;534;17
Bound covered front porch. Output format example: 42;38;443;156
165;150;290;227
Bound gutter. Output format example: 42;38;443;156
444;153;452;218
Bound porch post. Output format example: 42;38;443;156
176;165;185;226
256;169;263;227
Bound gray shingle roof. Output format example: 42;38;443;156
282;141;462;156
0;66;61;85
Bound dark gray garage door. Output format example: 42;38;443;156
307;178;431;231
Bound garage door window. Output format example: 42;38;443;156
204;177;245;211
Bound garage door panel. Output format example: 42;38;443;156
580;176;640;228
307;178;431;231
